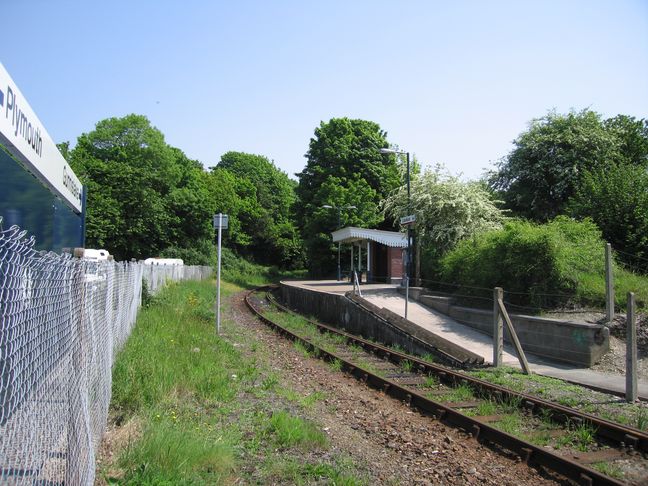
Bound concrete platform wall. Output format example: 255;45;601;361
414;293;609;367
279;283;479;366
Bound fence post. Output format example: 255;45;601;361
626;292;638;402
493;287;503;367
67;262;90;485
605;243;615;322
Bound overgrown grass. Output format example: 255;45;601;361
119;422;235;484
577;266;648;310
437;383;474;402
591;462;625;479
263;457;366;486
267;411;328;449
111;280;242;413
105;279;366;484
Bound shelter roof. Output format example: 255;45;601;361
331;227;407;248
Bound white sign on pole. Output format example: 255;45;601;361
213;214;229;229
0;62;82;213
215;213;228;334
400;214;416;225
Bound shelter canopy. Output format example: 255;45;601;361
331;227;406;248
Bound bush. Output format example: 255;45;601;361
439;217;607;310
219;247;306;288
160;239;215;266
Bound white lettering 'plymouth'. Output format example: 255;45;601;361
5;86;43;157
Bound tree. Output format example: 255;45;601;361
303;176;384;276
604;115;648;166
569;163;648;271
69;114;215;262
213;151;303;268
296;118;401;276
489;110;646;221
383;165;504;257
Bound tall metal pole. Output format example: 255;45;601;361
405;152;411;320
216;213;223;335
626;292;638;402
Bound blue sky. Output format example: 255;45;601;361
1;0;646;180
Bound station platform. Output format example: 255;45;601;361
280;280;648;400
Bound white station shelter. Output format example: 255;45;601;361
331;227;407;284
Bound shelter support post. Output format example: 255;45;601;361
366;241;371;283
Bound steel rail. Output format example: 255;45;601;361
246;287;629;486
264;288;648;455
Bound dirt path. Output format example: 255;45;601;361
226;291;566;485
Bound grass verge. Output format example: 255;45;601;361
101;279;366;485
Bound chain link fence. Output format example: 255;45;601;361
0;224;212;484
142;263;213;294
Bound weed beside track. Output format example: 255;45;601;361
254;288;648;485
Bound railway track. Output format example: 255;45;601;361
245;286;648;486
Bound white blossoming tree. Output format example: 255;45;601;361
382;165;504;256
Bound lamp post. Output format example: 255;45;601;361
380;147;412;319
322;204;356;281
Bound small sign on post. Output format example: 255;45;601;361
213;214;229;229
400;214;416;225
214;213;228;334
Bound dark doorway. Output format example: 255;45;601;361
373;243;389;283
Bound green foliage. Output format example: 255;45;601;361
69;114;215;262
111;280;237;413
490;110;648;222
574;264;648;309
400;359;413;372
119;422;235;484
267;411;327;449
140;279;155;308
219;246;295;288
213;152;304;268
296;118;400;276
383;165;504;258
569;163;648;271
109;279;370;484
330;359;343;372
160;240;215;267
264;458;366;486
437;384;474;402
439;217;608;309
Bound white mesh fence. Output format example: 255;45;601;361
142;263;213;295
0;224;212;485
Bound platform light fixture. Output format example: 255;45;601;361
380;147;413;319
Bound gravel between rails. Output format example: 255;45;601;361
228;291;567;486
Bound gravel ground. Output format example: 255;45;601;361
228;291;567;485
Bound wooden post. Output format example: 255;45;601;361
493;287;503;367
626;292;638;402
605;243;615;322
498;299;532;374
